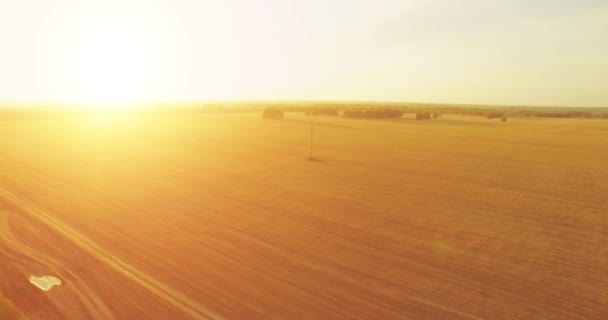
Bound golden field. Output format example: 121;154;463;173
0;292;27;320
0;111;607;319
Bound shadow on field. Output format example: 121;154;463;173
307;157;326;163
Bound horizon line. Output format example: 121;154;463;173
0;99;606;110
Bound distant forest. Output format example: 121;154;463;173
0;101;607;119
261;102;608;119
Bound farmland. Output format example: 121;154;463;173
0;110;607;319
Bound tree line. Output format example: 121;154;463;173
343;108;403;119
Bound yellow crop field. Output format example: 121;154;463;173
0;111;607;319
0;292;28;320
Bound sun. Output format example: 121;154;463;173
77;25;152;105
65;14;162;107
56;5;253;108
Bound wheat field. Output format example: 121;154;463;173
0;111;607;319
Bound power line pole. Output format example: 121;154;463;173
309;123;314;159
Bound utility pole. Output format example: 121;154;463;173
309;123;314;159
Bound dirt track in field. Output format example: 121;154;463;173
0;187;220;320
0;206;115;320
0;112;607;319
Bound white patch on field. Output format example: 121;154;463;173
29;275;62;291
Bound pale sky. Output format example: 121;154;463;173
0;0;607;106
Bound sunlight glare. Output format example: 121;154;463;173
67;15;159;106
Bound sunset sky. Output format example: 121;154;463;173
0;0;607;106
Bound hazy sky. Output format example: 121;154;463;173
1;0;607;106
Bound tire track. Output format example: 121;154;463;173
0;211;116;320
0;187;221;320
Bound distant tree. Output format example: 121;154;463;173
501;116;507;122
343;108;402;119
487;112;505;119
262;108;284;119
416;112;431;120
307;107;338;116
